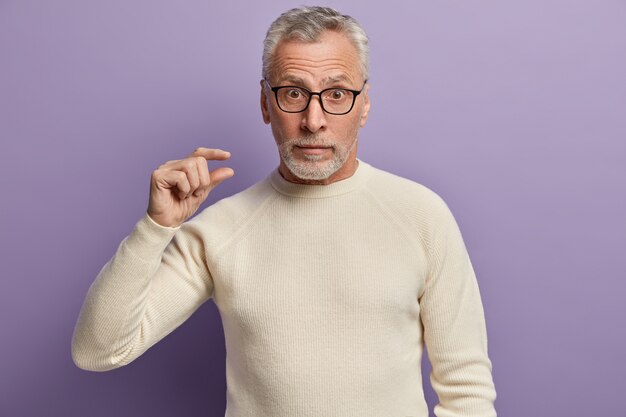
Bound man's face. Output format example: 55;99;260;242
260;30;371;184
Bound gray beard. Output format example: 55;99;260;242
278;133;358;181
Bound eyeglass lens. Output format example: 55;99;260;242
276;87;355;114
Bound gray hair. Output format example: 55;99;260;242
262;6;369;81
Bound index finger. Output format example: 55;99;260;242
189;147;231;160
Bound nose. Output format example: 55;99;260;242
301;95;327;133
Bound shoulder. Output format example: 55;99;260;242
183;174;277;247
361;161;464;252
362;162;452;221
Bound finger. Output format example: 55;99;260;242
159;159;179;167
158;170;191;200
189;147;231;161
193;156;210;197
161;159;200;198
188;159;203;197
179;159;200;198
208;167;235;191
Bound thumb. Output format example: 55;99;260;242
208;167;235;191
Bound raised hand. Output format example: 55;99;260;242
147;147;234;228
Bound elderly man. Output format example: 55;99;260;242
72;6;497;417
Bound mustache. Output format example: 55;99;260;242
285;134;336;147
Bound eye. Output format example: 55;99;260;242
327;89;347;100
286;88;304;99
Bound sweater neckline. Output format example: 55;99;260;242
268;159;370;198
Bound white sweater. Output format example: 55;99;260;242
72;159;497;417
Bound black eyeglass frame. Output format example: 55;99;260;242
264;80;368;115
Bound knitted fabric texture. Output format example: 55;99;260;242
72;159;497;417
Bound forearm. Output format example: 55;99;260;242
71;213;179;371
425;289;497;417
422;256;497;417
421;201;497;416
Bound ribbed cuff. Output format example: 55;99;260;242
123;212;181;261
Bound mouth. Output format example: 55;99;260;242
295;145;332;155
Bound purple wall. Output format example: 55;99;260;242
1;1;624;416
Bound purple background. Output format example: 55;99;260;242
1;1;624;416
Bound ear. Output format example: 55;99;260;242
260;80;271;125
359;83;371;128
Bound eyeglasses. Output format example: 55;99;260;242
264;80;367;115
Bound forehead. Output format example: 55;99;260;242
272;30;362;86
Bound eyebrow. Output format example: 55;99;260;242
280;75;307;85
321;75;352;85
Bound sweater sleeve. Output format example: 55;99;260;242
71;211;214;372
419;200;497;417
